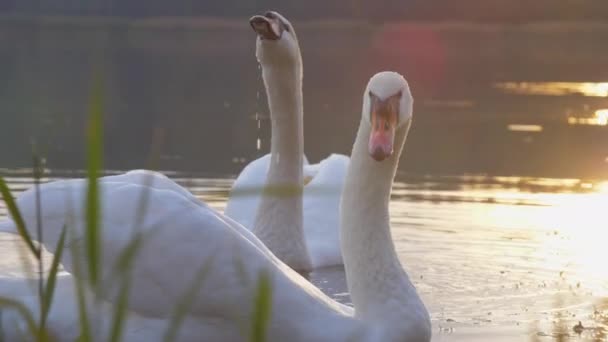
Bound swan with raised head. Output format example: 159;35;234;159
225;12;348;270
1;70;430;341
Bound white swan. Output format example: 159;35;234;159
1;70;430;341
226;154;348;268
225;12;349;270
0;275;241;341
225;153;310;232
0;170;253;341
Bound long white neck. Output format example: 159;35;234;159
252;63;312;272
340;120;430;339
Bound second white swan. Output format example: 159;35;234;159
225;12;349;270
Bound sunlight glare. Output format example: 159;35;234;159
567;108;608;126
495;82;608;97
580;83;608;97
595;109;608;125
537;191;608;294
598;182;608;193
472;184;608;295
507;124;543;132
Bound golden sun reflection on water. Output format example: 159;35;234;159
495;82;608;97
598;181;608;193
495;82;608;126
533;185;608;295
568;109;608;126
468;180;608;296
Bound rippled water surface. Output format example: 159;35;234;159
1;171;607;341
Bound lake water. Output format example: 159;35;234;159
1;171;607;341
1;19;608;179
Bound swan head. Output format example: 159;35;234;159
250;11;301;67
362;71;413;162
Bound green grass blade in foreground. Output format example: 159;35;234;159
250;270;272;342
72;75;106;342
32;155;46;335
70;236;92;342
40;225;67;332
85;76;104;288
108;234;145;342
0;297;40;340
61;191;93;342
109;170;157;342
0;177;38;257
108;270;132;342
162;258;214;342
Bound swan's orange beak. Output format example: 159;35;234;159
250;13;283;40
368;95;399;162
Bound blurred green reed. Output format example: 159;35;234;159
250;270;272;342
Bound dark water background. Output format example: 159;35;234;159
0;16;607;179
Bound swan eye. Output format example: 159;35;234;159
395;90;403;99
